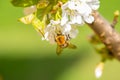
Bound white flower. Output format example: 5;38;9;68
43;20;78;44
61;0;100;25
61;0;84;25
95;62;104;78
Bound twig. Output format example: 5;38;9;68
88;11;120;61
111;10;119;28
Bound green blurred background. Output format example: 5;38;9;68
0;0;120;80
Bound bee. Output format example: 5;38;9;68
55;34;77;55
55;35;67;47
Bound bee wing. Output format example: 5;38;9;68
68;43;77;49
19;14;35;24
56;45;63;56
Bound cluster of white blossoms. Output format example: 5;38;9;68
61;0;100;25
44;0;100;44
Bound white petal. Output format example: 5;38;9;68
69;29;79;38
95;68;102;78
76;15;83;24
61;13;68;25
61;1;69;10
77;3;92;16
90;3;100;10
87;0;100;10
86;0;93;2
65;24;71;32
84;15;94;23
44;32;49;40
79;0;86;2
50;20;60;25
70;15;77;24
95;62;104;78
48;33;56;44
68;1;76;10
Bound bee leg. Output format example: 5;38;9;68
56;45;63;56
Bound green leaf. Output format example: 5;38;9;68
36;0;59;20
19;13;35;24
11;0;68;7
11;0;40;7
61;0;68;3
32;17;45;37
37;5;52;21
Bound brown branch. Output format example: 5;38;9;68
88;11;120;61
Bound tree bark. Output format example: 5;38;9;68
88;11;120;61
